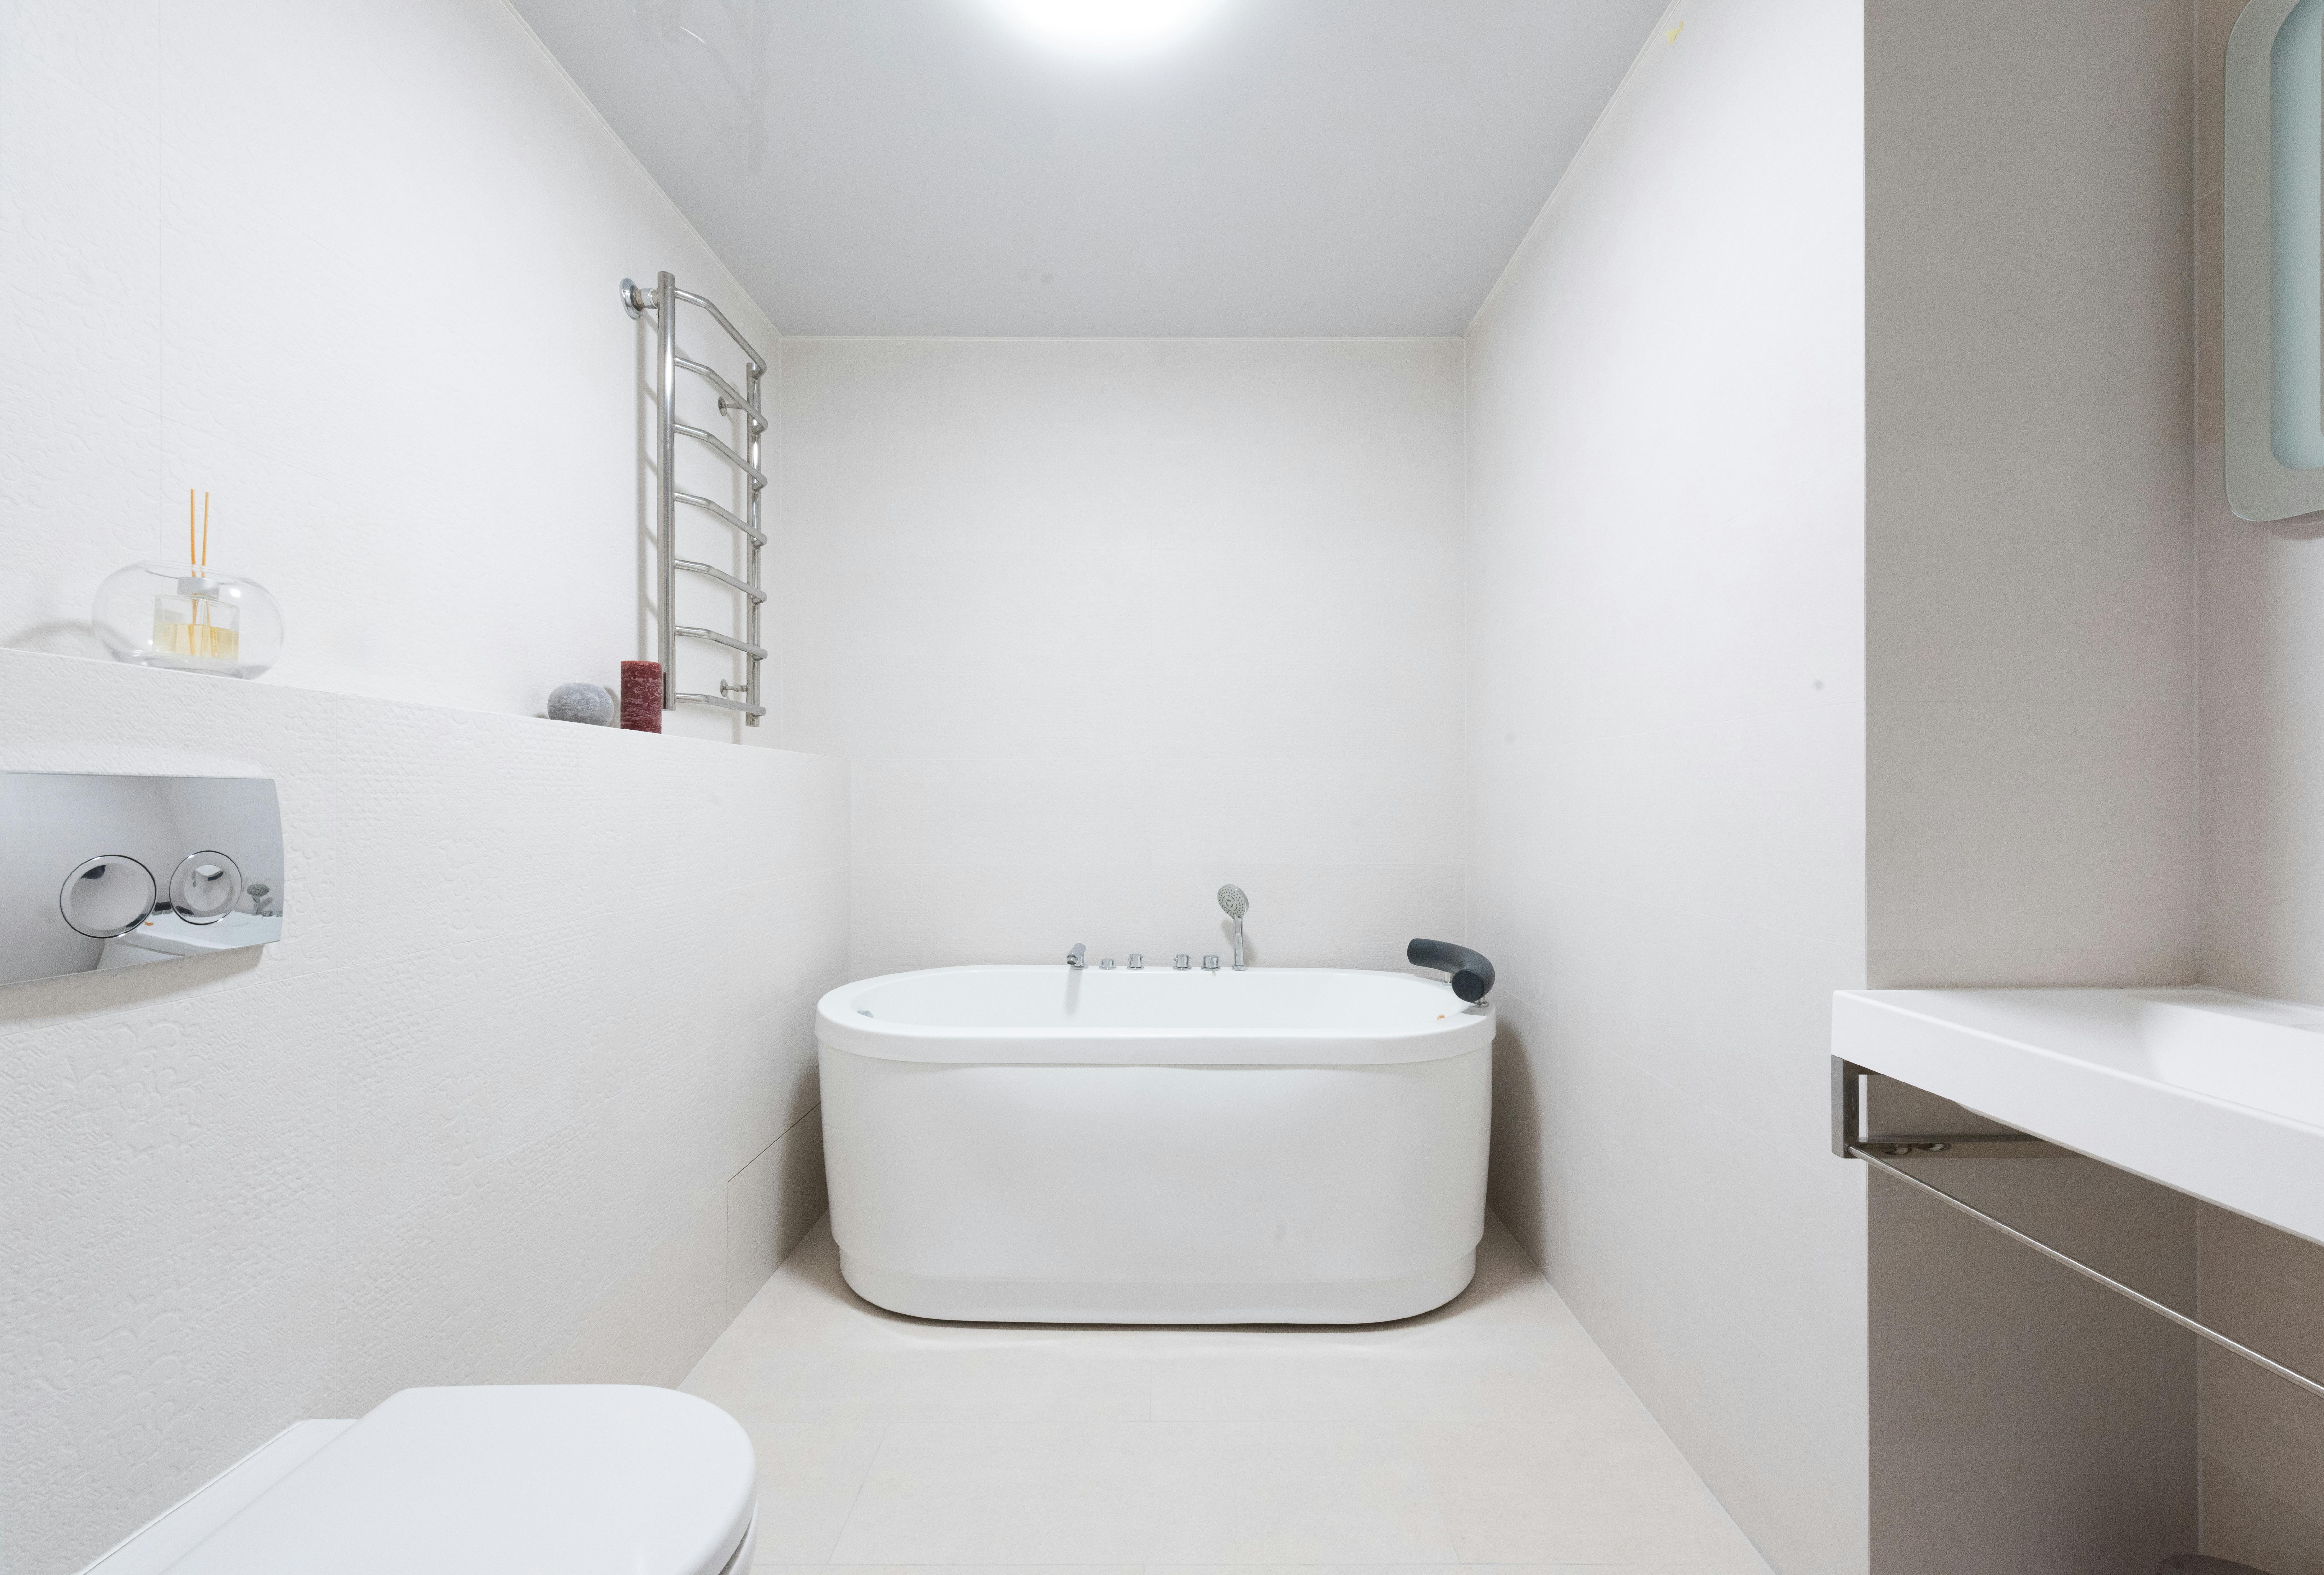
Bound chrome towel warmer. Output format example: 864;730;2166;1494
620;271;767;724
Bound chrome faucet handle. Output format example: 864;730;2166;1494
1202;954;1220;971
1174;954;1191;970
1099;957;1116;969
1066;942;1086;968
1128;953;1143;970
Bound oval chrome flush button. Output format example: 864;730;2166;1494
169;850;243;924
59;855;159;938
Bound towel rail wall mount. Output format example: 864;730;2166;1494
620;272;767;724
1832;1057;2324;1404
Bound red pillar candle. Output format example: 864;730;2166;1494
620;661;663;733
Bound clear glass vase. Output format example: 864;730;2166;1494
93;561;284;679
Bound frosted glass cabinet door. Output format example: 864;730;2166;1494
2228;0;2324;521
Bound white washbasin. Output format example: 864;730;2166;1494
1833;986;2324;1247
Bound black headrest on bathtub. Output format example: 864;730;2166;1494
1407;938;1494;1004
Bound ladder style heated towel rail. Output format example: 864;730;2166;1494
620;271;767;724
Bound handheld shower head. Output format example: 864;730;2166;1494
1216;885;1249;970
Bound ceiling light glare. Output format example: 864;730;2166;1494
978;0;1233;59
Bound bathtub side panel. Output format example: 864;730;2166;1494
818;1043;1490;1290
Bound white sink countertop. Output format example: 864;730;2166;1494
1833;986;2324;1248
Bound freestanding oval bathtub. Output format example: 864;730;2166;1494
816;965;1493;1324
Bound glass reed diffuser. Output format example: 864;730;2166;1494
93;491;284;679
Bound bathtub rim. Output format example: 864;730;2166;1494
816;964;1494;1066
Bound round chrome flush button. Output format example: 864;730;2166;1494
169;850;243;924
60;855;159;939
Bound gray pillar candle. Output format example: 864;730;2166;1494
546;683;617;726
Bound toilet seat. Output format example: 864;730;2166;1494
159;1386;756;1575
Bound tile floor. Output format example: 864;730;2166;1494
681;1212;1771;1573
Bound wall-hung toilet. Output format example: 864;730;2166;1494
84;1386;756;1575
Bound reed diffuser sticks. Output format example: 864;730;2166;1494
188;489;214;637
157;488;236;661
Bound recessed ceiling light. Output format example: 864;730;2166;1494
977;0;1233;59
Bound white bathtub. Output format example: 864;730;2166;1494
816;965;1493;1324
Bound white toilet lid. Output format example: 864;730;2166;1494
163;1386;756;1575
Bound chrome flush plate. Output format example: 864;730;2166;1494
1;772;283;986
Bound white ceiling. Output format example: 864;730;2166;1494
516;0;1668;336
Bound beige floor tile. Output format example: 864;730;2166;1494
702;1211;1763;1571
1149;1347;1652;1426
827;1421;1462;1565
1414;1421;1766;1566
745;1422;890;1563
694;1336;1157;1423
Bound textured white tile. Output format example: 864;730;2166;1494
0;650;847;1572
0;0;834;1551
715;984;833;1185
725;1110;831;1319
0;0;163;665
2;0;782;737
528;1186;730;1388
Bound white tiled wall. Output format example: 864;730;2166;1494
774;337;1467;976
0;0;774;742
2195;1;2324;1564
1462;3;1869;1570
1862;0;2203;1566
0;649;849;1575
1865;0;2198;991
0;4;842;1571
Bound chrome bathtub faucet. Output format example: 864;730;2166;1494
1203;954;1220;971
1066;942;1086;968
1128;953;1143;970
1174;954;1191;970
